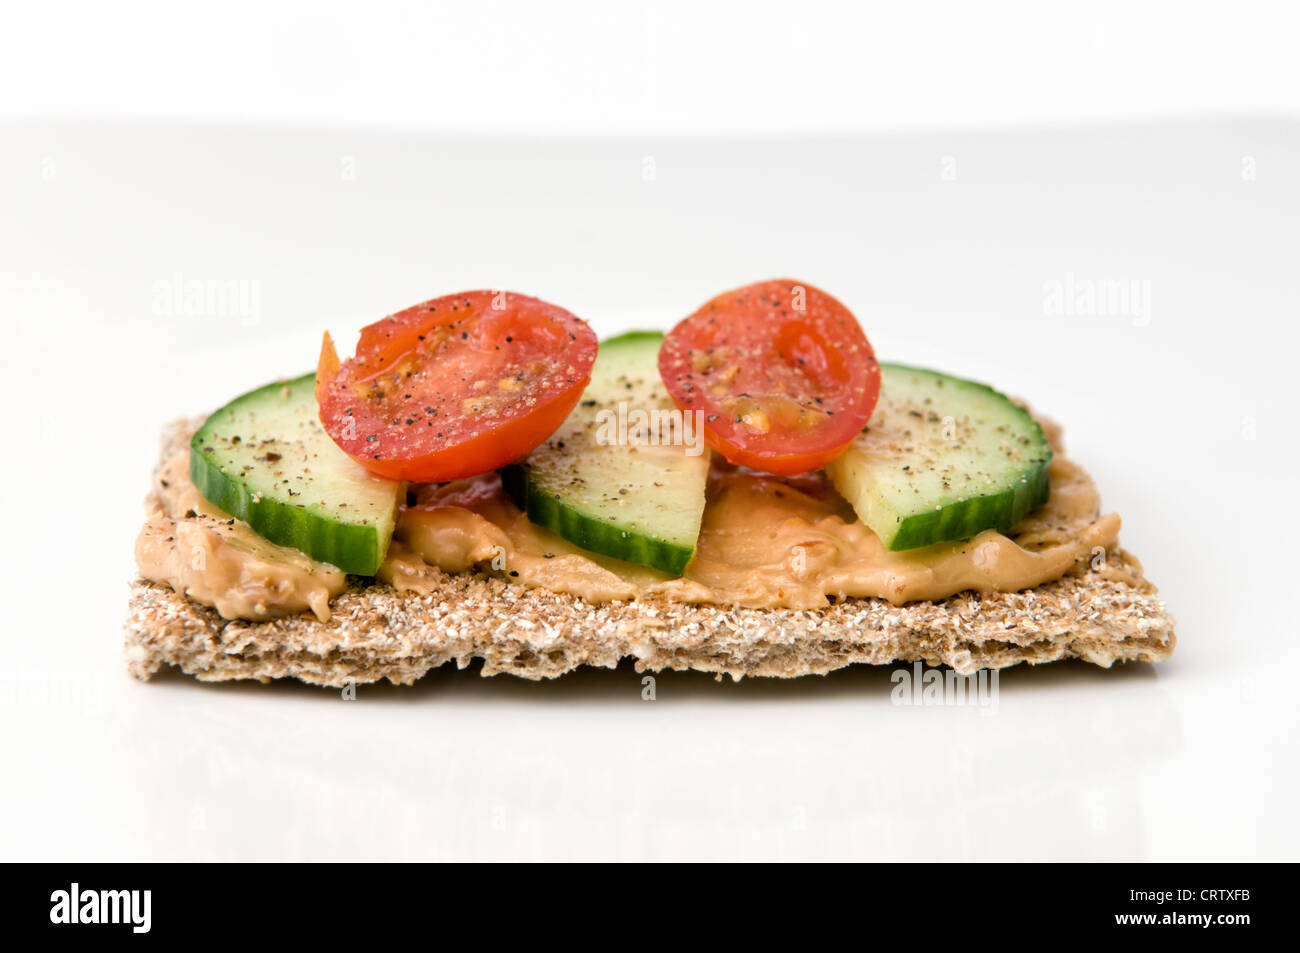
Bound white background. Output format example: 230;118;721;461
1;2;1298;861
4;0;1300;133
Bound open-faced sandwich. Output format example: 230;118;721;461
124;280;1175;685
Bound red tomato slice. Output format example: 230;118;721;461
658;279;881;476
317;291;597;482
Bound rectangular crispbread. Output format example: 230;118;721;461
123;419;1176;686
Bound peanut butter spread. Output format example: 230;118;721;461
136;454;346;621
135;419;1125;621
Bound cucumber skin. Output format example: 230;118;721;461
854;363;1052;552
886;454;1051;550
188;374;390;576
501;463;695;576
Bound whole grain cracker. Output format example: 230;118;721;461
124;418;1175;687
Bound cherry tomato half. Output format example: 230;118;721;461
318;290;597;482
658;279;880;475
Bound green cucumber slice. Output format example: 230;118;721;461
503;331;710;575
825;363;1052;551
189;373;403;575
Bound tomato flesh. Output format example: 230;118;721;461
658;279;880;475
317;291;597;482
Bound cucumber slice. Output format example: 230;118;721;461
825;363;1051;551
503;331;710;575
189;373;403;575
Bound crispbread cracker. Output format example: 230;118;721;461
123;419;1176;686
